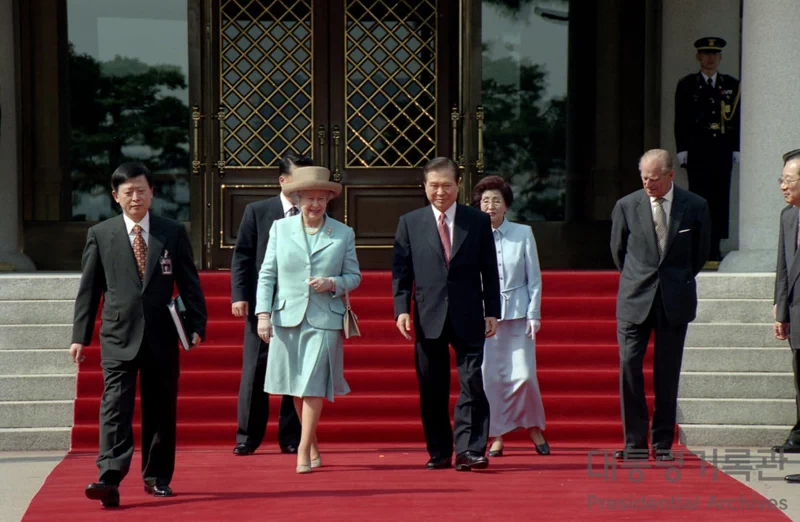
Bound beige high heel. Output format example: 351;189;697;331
296;464;312;474
311;457;322;469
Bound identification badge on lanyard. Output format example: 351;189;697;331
160;250;173;275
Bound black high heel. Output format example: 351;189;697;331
534;440;550;455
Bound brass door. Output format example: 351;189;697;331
195;0;457;269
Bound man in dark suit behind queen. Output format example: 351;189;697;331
392;157;501;471
69;162;207;507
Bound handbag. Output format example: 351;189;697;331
342;283;361;339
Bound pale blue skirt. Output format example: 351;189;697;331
264;316;350;402
482;318;546;437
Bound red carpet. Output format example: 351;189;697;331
22;271;790;520
23;446;790;521
70;271;646;449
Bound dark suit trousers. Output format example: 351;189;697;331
415;317;490;459
687;145;733;257
97;338;178;485
789;350;800;443
236;320;301;448
618;290;688;450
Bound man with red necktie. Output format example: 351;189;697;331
392;157;500;472
70;162;206;507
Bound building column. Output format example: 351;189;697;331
719;0;800;271
0;0;35;271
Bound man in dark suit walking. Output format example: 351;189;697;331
392;157;501;471
230;153;308;456
69;162;207;507
772;150;800;473
610;149;711;461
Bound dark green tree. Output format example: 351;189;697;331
68;44;189;220
481;50;567;221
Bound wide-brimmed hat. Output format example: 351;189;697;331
282;166;342;198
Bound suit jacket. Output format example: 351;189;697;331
392;203;501;341
774;205;800;351
255;215;361;330
493;219;541;321
610;185;711;325
231;196;285;308
675;71;740;155
71;214;207;361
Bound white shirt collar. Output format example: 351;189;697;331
494;218;510;235
123;212;150;235
431;202;457;224
701;72;718;86
650;184;674;204
280;192;296;215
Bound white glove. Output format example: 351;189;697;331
525;320;541;340
732;152;740;165
676;151;688;167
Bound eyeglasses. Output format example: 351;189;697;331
779;177;800;187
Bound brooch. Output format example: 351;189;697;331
326;227;333;235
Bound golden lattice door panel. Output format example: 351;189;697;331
220;0;314;168
344;0;437;168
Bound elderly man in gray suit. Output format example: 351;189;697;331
610;149;711;461
772;150;800;484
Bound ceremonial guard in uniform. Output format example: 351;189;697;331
674;36;740;261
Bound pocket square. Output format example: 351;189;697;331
678;228;691;233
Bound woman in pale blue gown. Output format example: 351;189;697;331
256;166;361;473
473;175;549;457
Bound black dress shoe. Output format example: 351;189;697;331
785;474;800;483
144;481;173;497
233;443;255;456
455;451;489;472
772;440;800;454
614;448;649;460
425;456;452;470
652;448;674;461
85;482;119;508
534;441;551;455
280;444;299;454
488;448;504;457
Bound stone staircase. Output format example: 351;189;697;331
678;273;795;446
0;274;79;450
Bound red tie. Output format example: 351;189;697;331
132;224;147;281
438;213;451;269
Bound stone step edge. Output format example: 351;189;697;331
0;400;73;405
681;371;795;376
0;427;72;432
679;398;795;403
679;424;792;429
0;374;76;379
684;347;788;350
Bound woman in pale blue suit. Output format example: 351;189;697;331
256;166;361;473
473;176;549;457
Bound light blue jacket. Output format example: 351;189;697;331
493;219;541;321
255;215;361;330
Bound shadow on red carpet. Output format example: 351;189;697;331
23;444;791;521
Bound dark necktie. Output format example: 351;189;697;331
288;207;299;217
132;224;147;280
707;77;713;88
438;213;451;269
